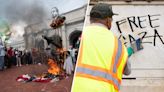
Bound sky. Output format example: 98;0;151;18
42;0;88;14
0;0;88;42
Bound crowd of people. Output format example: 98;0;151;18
0;47;33;70
0;46;79;76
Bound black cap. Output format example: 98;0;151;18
90;3;118;19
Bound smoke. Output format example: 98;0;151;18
0;0;48;42
4;0;47;25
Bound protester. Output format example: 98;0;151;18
4;47;10;68
16;50;22;67
7;47;13;67
0;38;5;71
68;46;76;64
63;51;74;75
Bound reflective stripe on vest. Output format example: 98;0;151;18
76;67;120;90
113;39;122;73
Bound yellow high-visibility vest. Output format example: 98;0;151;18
72;25;128;92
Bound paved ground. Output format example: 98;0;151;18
0;64;73;92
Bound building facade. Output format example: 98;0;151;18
23;5;87;50
7;39;25;50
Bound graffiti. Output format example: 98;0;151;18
116;14;164;46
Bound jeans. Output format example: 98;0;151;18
0;56;4;70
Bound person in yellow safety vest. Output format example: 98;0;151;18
72;3;131;92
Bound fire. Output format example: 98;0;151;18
47;59;60;75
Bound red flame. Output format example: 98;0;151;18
47;59;60;75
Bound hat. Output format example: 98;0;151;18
90;3;118;19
